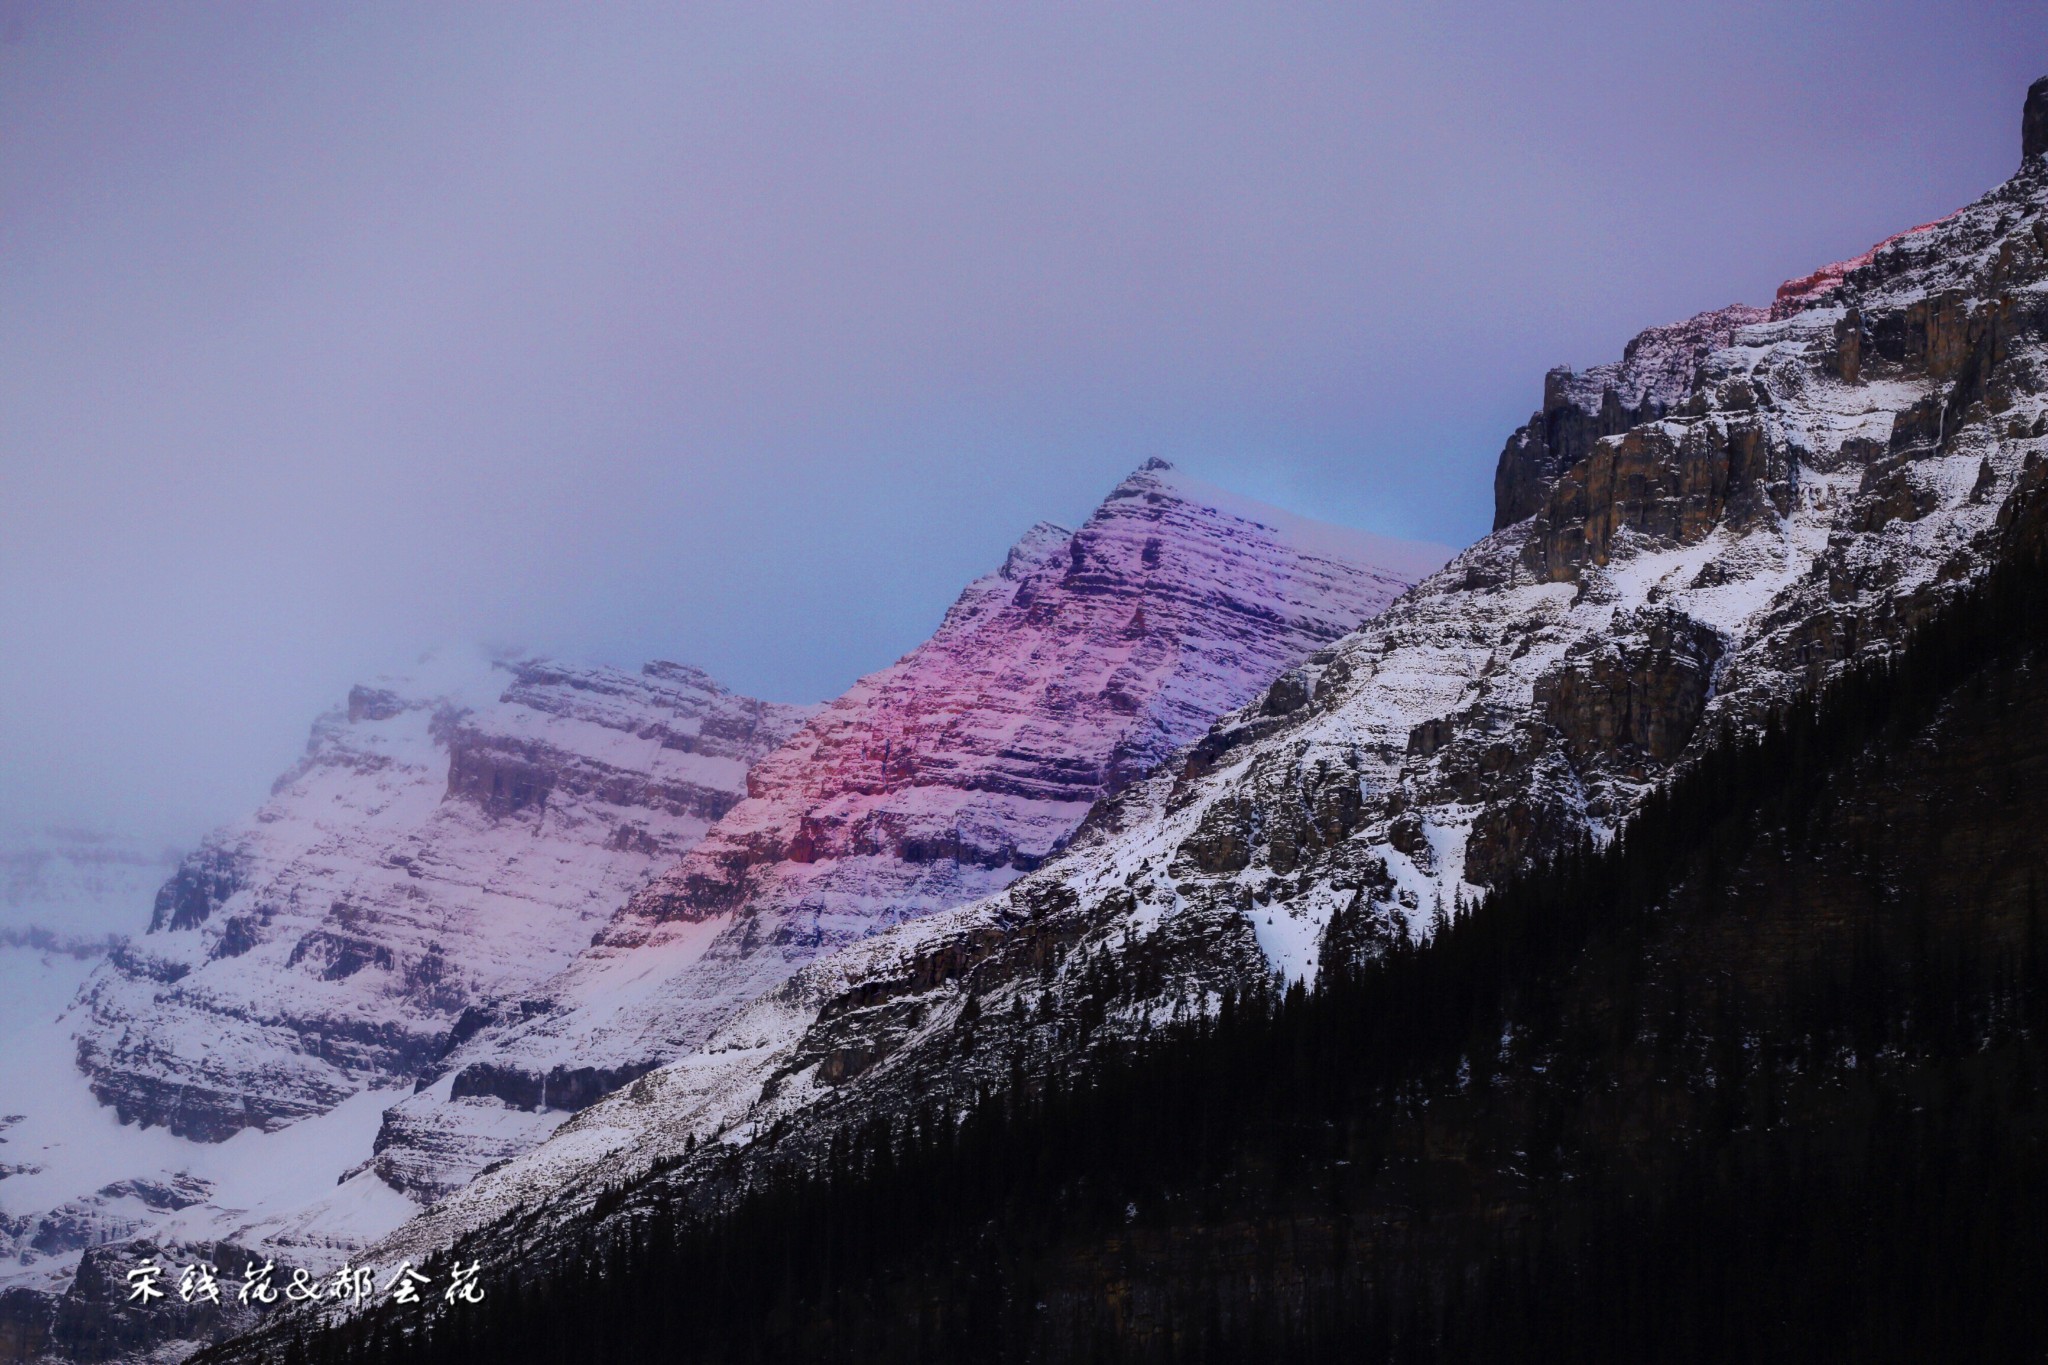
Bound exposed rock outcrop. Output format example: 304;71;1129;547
1492;305;1767;529
1536;606;1724;770
2025;74;2048;164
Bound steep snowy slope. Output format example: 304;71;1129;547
364;90;2048;1273
368;463;1445;1200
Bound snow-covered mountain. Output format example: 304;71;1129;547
361;91;2048;1279
47;74;2048;1365
68;654;813;1146
0;653;809;1352
369;462;1446;1200
1;469;1439;1364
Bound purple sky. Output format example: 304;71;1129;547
2;2;2043;847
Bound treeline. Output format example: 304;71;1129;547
235;501;2048;1364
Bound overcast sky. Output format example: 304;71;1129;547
2;1;2043;848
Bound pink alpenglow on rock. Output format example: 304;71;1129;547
1770;214;1961;316
374;461;1447;1198
624;459;1445;934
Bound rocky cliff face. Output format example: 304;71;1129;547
367;463;1444;1200
363;102;2048;1277
2025;74;2048;164
65;655;811;1146
1492;305;1768;529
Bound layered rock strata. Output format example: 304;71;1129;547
370;462;1445;1199
69;656;812;1144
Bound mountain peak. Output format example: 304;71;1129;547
998;520;1074;582
1109;460;1452;583
363;463;1446;1202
